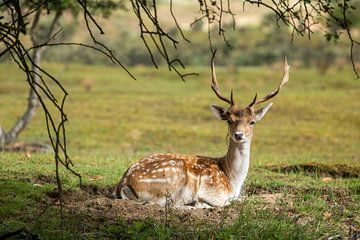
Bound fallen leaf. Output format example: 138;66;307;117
322;177;332;182
323;211;332;220
90;175;104;181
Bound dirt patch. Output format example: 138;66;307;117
266;162;360;178
43;184;354;228
80;184;114;196
258;193;283;206
46;186;245;225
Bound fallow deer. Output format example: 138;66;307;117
115;52;290;208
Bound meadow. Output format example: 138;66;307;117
0;62;359;239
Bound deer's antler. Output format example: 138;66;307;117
248;57;290;108
211;50;234;106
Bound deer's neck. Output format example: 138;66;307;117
220;139;251;198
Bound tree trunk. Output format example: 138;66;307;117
0;49;42;147
0;8;60;148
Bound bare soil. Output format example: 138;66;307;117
54;185;246;225
43;183;354;226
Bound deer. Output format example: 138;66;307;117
114;51;290;208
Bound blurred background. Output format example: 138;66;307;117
0;0;359;170
1;1;359;72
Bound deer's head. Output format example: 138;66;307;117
209;51;290;144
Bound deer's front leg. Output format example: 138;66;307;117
195;173;233;207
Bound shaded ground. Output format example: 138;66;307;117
44;183;356;228
2;162;360;239
1;176;359;239
16;164;360;233
1;142;50;154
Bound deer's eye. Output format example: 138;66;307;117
249;120;256;127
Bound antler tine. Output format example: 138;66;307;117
253;56;290;106
211;50;234;106
230;89;234;104
247;93;257;108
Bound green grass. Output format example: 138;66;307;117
0;63;359;239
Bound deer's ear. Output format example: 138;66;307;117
210;104;228;120
254;103;273;121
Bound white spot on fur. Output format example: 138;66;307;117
202;175;211;181
138;178;170;183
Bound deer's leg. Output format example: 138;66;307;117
196;184;230;207
173;187;194;205
171;174;201;207
120;185;138;200
194;201;214;208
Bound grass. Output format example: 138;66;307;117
0;62;359;239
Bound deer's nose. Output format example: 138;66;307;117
234;132;244;141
